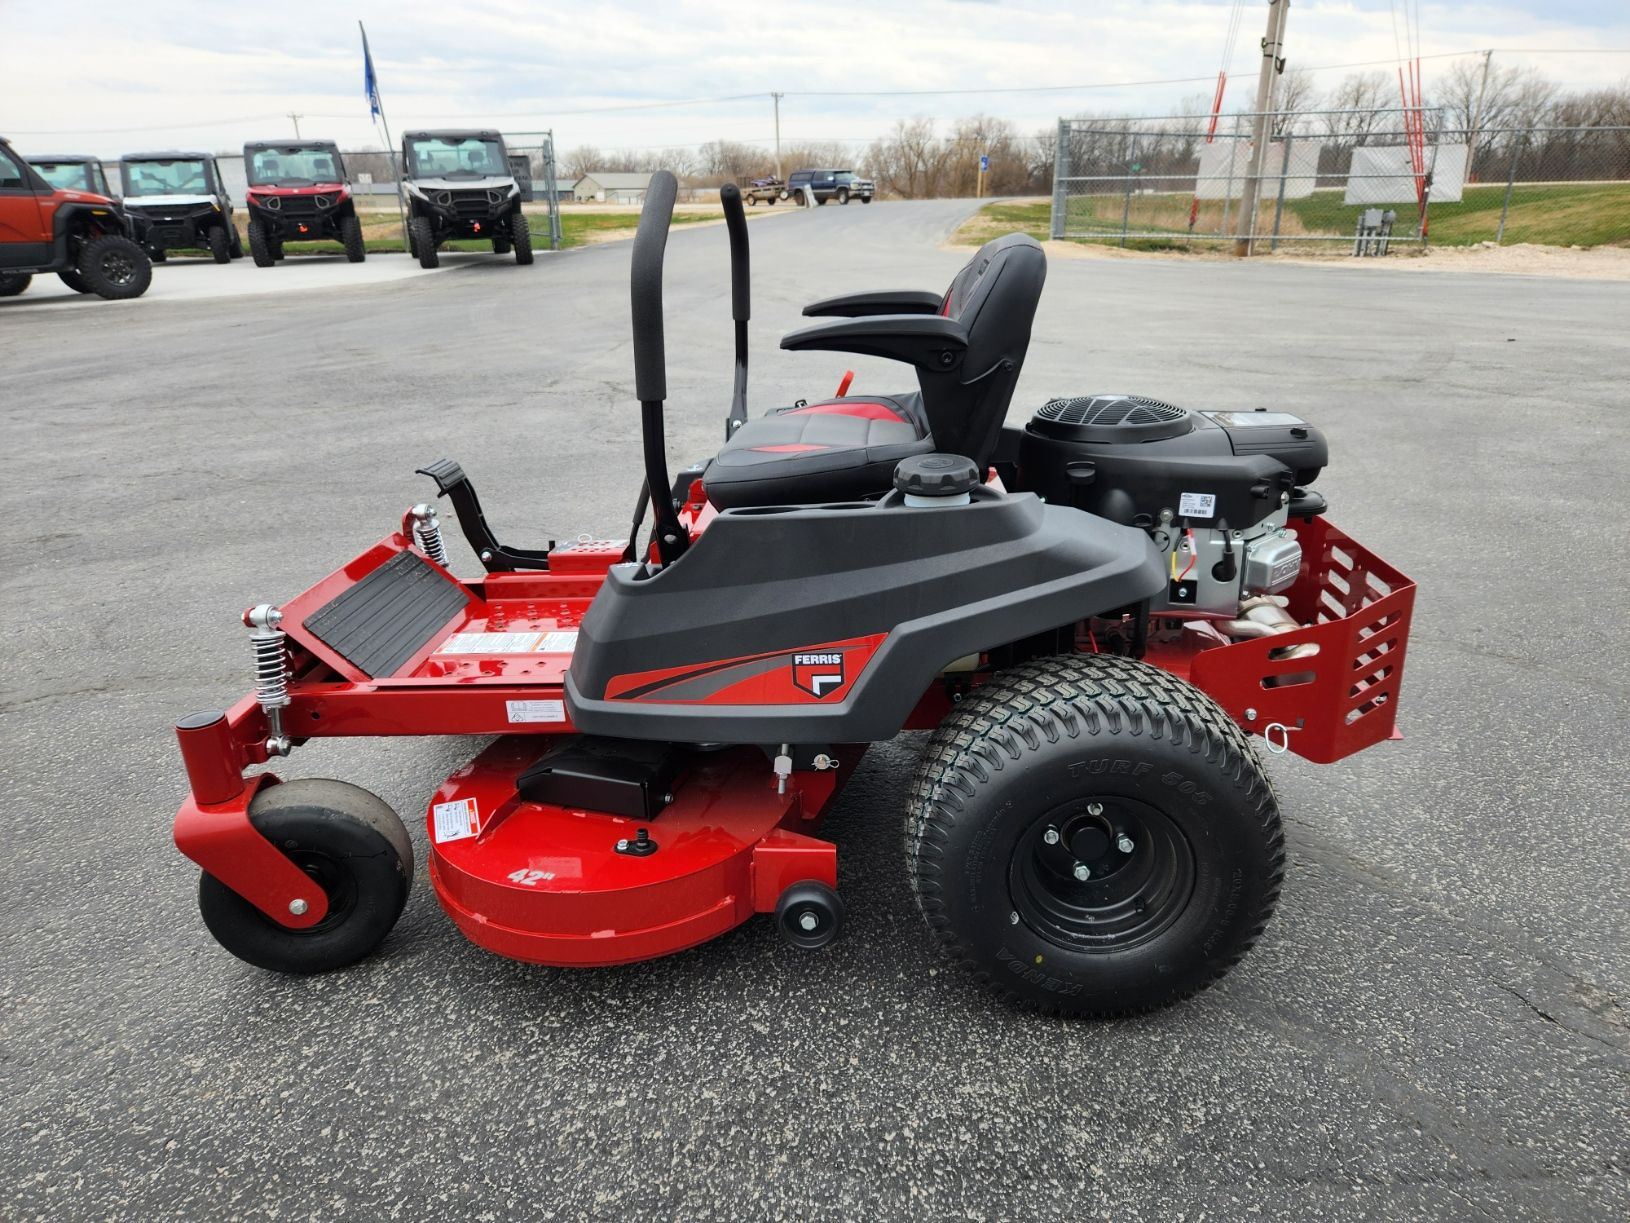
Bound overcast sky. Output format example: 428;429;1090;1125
2;1;1626;159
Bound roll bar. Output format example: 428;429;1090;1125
721;182;751;437
629;170;688;567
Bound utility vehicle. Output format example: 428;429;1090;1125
744;176;784;205
0;137;152;300
400;130;530;269
171;174;1412;1016
242;140;364;266
26;154;115;197
120;151;242;263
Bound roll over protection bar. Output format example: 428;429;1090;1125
721;182;751;436
629;170;688;567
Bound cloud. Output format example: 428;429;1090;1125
2;0;1624;158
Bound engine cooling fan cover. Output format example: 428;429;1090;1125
1030;394;1195;444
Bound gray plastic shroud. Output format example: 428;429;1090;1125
566;492;1165;743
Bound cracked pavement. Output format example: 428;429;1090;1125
2;200;1626;1220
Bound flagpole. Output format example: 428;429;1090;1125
360;21;409;247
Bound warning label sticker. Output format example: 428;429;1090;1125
437;632;543;655
1178;492;1217;519
534;631;579;654
506;699;566;724
432;797;480;843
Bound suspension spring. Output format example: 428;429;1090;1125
244;604;292;755
409;503;449;567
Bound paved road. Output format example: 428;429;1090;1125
2;248;451;308
2;200;1626;1221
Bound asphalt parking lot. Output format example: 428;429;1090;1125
3;200;1626;1221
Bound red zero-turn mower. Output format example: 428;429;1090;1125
172;173;1415;1016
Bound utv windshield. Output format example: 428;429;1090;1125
124;159;212;197
248;146;345;187
32;161;95;191
406;136;506;180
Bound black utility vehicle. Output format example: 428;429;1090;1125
242;141;365;266
120;152;242;263
785;168;875;205
400;130;531;269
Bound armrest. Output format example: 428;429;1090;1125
802;289;944;318
779;313;968;371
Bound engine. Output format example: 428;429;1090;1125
1018;395;1329;617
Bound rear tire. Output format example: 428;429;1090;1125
207;225;230;263
907;654;1284;1017
150;248;168;264
510;210;533;265
76;235;152;299
410;217;438;268
340;214;366;263
0;273;32;297
247;219;275;268
228;222;244;258
198;779;413;974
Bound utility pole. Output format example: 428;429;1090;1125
771;92;784;180
287;113;304;139
1468;48;1494;171
1233;0;1290;256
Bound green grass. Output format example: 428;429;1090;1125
958;182;1630;250
272;208;718;256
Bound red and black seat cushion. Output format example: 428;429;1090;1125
703;393;931;509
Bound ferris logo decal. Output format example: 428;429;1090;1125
791;651;846;699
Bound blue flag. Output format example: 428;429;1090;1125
361;24;382;120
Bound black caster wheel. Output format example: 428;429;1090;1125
198;779;413;974
775;881;844;950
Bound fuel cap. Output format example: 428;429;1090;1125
893;453;980;498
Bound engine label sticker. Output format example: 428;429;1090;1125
432;797;480;843
437;632;542;655
506;699;566;724
534;631;579;654
1178;492;1217;519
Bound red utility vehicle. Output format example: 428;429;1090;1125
242;140;365;267
172;175;1413;1016
0;136;151;300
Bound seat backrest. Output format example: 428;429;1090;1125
921;233;1046;468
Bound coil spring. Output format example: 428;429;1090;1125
252;629;290;709
414;505;449;567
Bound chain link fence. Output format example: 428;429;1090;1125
1050;109;1630;251
212;132;564;249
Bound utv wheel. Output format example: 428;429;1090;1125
76;235;152;299
57;267;91;293
150;248;168;264
207;225;231;263
272;240;285;261
247;219;275;268
907;654;1284;1017
0;273;31;297
228;222;245;258
410;217;438;268
340;214;366;263
198;779;414;974
510;210;533;265
491;233;511;255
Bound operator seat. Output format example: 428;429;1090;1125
702;233;1047;509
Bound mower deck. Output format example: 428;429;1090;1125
428;738;856;966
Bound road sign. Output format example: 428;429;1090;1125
979;154;989;172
